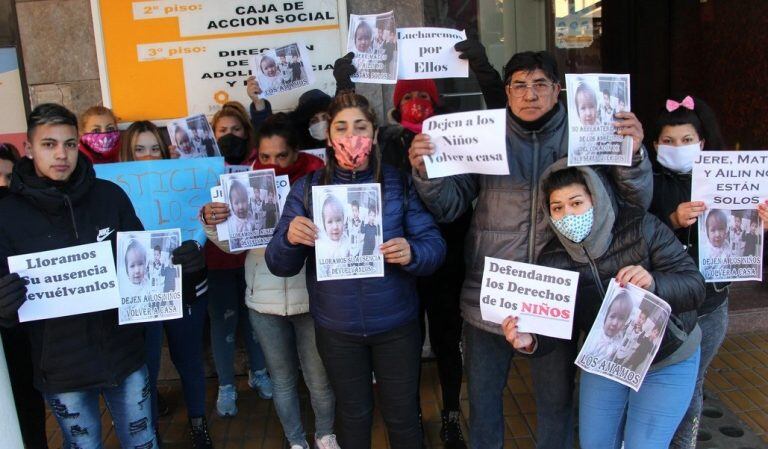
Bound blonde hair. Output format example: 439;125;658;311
212;101;256;150
79;105;118;132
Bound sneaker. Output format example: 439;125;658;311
189;416;214;449
315;434;341;449
216;384;238;417
440;410;466;449
248;368;274;399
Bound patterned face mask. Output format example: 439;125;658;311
551;207;594;243
331;135;373;170
80;131;120;156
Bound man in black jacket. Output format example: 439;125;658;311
0;104;205;449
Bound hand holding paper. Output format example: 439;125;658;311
612;111;643;154
502;316;535;352
380;237;411;265
407;133;435;178
615;265;654;290
288;216;318;247
0;273;26;326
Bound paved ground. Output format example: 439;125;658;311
43;331;768;448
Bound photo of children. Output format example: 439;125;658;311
117;229;183;325
250;43;315;99
347;12;398;84
221;169;281;251
312;183;384;281
699;209;763;282
576;280;671;391
566;73;632;166
168;114;220;158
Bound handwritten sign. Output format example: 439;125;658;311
95;158;226;244
422;109;508;178
9;242;120;322
479;257;578;339
397;27;468;80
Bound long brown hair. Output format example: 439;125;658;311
212;101;256;150
323;92;381;185
119;120;170;161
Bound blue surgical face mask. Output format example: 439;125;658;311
551;207;594;243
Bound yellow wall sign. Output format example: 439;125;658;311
89;0;347;122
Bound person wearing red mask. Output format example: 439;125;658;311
78;106;121;164
202;113;339;449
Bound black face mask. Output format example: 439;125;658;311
217;134;250;164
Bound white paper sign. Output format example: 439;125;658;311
8;241;120;322
220;169;281;251
422;109;509;178
249;42;316;99
117;230;183;325
348;12;398;84
211;186;230;241
576;280;670;392
275;175;290;212
226;165;251;174
168;114;220;158
691;151;768;209
396;27;468;80
479;257;579;339
565;73;632;166
312;183;384;281
300;148;327;164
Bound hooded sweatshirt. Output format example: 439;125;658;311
536;160;704;369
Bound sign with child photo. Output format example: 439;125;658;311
692;151;768;282
220;169;282;251
575;280;670;392
347;12;398;84
312;183;384;281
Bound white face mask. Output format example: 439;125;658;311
656;143;701;173
308;120;329;141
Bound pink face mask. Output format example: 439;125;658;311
331;135;373;170
80;131;120;156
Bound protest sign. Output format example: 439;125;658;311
95;157;226;244
422;109;508;178
396;27;468;80
576;280;670;392
300;148;327;164
275;175;290;212
8;242;120;322
117;230;183;325
479;257;578;339
220;169;281;250
691;151;768;282
168;114;220;158
226;165;251;174
347;12;398;84
565;74;632;166
249;42;316;98
210;186;229;240
312;183;384;281
90;0;346;121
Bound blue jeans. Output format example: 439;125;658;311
249;310;335;446
208;268;265;386
145;296;208;423
579;347;701;449
671;299;729;449
44;366;157;449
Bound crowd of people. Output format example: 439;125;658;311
0;37;766;449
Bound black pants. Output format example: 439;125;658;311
418;208;471;412
315;320;422;449
1;326;48;449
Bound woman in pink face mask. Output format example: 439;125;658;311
78;105;121;164
265;92;446;449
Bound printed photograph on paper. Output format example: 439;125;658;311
347;12;398;84
249;42;315;98
168;114;220;158
117;229;183;325
566;73;632;166
576;280;671;391
312;183;384;281
698;208;763;282
220;169;280;251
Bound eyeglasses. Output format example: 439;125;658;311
507;82;556;98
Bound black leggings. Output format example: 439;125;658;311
315;321;422;449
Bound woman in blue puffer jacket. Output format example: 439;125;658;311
266;92;446;449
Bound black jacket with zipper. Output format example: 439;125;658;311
0;154;146;394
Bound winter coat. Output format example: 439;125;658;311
411;104;653;335
536;161;704;366
265;163;446;336
0;155;145;393
650;167;729;315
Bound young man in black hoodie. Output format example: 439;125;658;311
0;104;207;449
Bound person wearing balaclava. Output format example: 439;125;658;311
205;101;274;419
78;105;121;164
289;89;332;150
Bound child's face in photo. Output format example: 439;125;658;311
126;247;146;286
352;205;359;219
261;58;278;77
367;210;376;225
751;221;759;233
355;26;372;52
604;299;630;338
733;216;742;230
176;130;192;154
231;187;250;220
323;203;344;241
153;249;161;264
576;91;597;126
707;218;727;248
